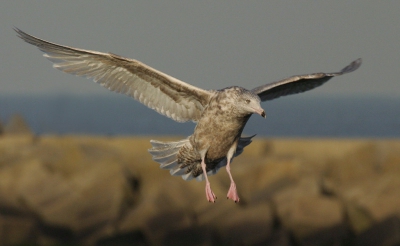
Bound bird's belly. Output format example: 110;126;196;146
192;119;243;161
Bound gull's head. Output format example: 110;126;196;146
230;87;266;118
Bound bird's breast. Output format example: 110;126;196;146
192;103;251;161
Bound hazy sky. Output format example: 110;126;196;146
1;1;399;98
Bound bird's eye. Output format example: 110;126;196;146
245;99;250;104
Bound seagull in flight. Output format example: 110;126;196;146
15;28;361;203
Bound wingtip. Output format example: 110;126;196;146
13;27;28;40
13;26;23;35
353;58;362;67
341;58;362;74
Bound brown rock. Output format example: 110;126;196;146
34;135;128;175
322;141;400;238
4;114;33;136
0;159;40;211
380;142;400;174
1;136;400;245
217;203;274;245
17;160;138;233
0;134;35;168
324;143;380;188
355;216;400;246
196;195;241;226
266;138;366;164
1;154;142;245
274;193;345;245
229;155;304;204
119;177;205;246
194;196;244;245
266;228;292;246
0;213;36;245
323;141;400;194
342;175;400;234
120;174;256;246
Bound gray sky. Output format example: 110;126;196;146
1;1;399;98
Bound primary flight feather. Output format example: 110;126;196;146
15;28;361;203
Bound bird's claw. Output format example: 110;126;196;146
205;183;217;203
226;182;240;203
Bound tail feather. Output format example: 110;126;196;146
149;139;188;149
149;138;189;172
170;166;188;176
153;154;177;165
160;160;178;170
149;149;179;160
182;173;193;180
149;139;187;156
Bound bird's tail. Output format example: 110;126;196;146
148;135;255;182
148;137;191;176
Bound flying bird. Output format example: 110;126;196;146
15;28;361;203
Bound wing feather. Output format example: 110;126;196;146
251;59;362;101
15;28;213;122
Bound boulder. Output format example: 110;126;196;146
20;161;136;233
119;177;208;246
342;175;400;233
0;134;35;168
4;114;33;136
322;141;400;235
237;156;305;204
0;213;36;246
0;159;41;211
1;134;400;245
270;174;346;245
216;203;274;245
355;216;400;246
0;135;141;245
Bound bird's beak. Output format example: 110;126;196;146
254;107;266;118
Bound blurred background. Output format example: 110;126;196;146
0;1;399;137
1;1;400;246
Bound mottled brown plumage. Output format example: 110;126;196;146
15;28;361;203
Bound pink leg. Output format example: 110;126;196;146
201;158;217;203
226;159;240;203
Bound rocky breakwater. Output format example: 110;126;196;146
0;117;400;245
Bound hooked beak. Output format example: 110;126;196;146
253;107;266;118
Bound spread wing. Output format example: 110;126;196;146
251;59;362;102
15;28;213;123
